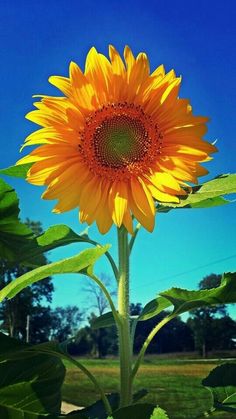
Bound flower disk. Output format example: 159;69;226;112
18;45;217;234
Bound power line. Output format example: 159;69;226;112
134;254;236;290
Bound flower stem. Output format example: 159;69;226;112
117;226;132;408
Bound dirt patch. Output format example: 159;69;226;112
61;401;83;414
138;363;215;377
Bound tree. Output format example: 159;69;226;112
83;273;116;358
83;273;116;316
210;316;236;350
134;309;194;354
187;273;228;357
0;220;54;341
50;305;84;342
29;306;53;344
130;303;142;316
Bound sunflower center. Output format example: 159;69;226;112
93;115;150;168
80;103;163;181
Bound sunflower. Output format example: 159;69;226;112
17;46;216;234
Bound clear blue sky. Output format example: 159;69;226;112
0;0;236;316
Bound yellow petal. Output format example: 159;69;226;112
148;183;180;203
109;45;126;76
123;210;133;234
85;47;112;103
95;182;113;234
109;181;128;227
49;75;72;97
124;45;135;77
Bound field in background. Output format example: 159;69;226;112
62;356;236;419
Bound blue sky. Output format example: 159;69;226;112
0;0;236;317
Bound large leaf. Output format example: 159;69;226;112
202;363;236;413
14;225;117;279
73;390;149;419
158;174;236;210
0;334;65;416
0;405;58;418
7;340;116;419
0;332;28;360
18;225;94;265
0;245;109;301
70;394;119;419
0;335;112;418
139;297;172;321
160;272;236;317
0;178;34;260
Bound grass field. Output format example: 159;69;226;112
62;357;235;419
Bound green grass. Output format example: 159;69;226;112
62;357;235;419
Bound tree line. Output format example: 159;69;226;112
0;220;235;358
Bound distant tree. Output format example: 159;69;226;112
50;305;84;342
29;306;53;344
83;273;116;316
83;273;116;358
130;303;142;316
0;220;53;341
211;316;236;350
134;310;194;354
187;273;228;357
72;325;94;355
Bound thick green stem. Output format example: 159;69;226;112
117;226;132;408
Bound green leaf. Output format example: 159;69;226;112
158;173;236;210
0;334;65;416
139;297;172;321
71;389;149;418
0;405;59;418
0;332;28;360
202;363;236;413
110;403;168;419
185;196;231;208
0;178;35;261
0;163;33;178
19;224;93;265
0;335;110;418
150;406;169;418
91;311;116;329
0;245;110;302
160;272;236;317
91;295;173;329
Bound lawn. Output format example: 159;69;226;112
62;357;235;419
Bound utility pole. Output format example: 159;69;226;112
26;315;30;343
